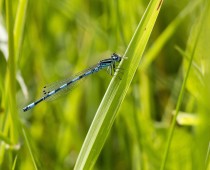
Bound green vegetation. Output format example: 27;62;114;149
0;0;209;169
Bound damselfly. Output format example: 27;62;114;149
23;53;122;112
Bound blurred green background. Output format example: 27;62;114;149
0;0;210;169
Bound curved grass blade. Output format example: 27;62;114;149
160;1;208;169
12;155;18;170
14;0;28;63
141;0;200;70
5;0;18;143
22;128;38;170
74;0;164;169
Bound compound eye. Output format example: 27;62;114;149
112;53;117;59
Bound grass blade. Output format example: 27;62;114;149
14;0;28;63
141;0;200;70
22;128;38;170
74;0;163;169
6;0;18;143
12;155;18;170
160;2;207;170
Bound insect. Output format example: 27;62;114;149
23;53;122;112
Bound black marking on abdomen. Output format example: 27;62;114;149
55;87;62;93
67;80;74;86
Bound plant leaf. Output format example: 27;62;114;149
74;0;163;169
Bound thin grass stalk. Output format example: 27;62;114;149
6;0;18;143
14;0;28;63
22;128;38;170
160;4;206;170
141;0;200;71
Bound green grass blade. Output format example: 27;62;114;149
205;142;210;170
14;0;29;99
74;0;163;169
0;132;12;145
22;128;38;170
14;0;28;63
141;0;200;70
6;0;18;143
160;2;207;170
12;155;18;170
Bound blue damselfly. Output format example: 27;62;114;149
23;53;122;112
